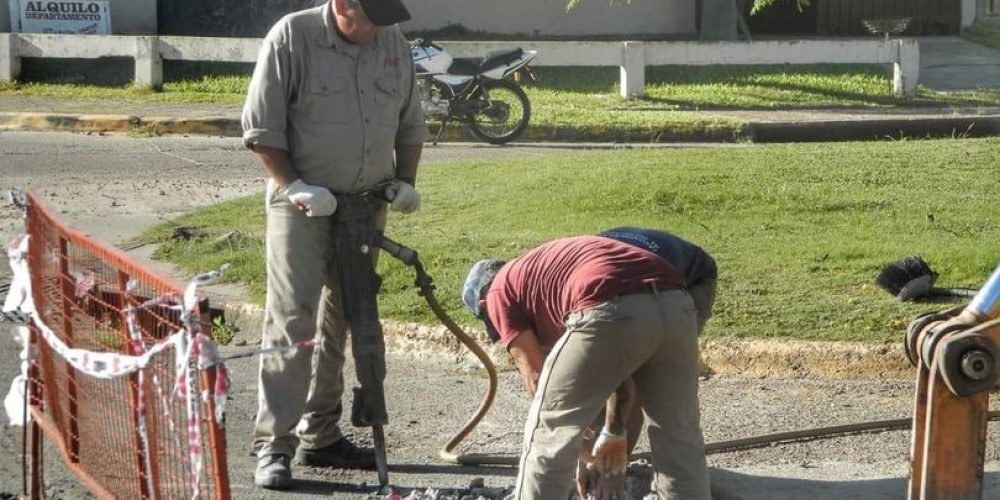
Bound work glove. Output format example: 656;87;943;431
283;179;337;217
386;180;420;214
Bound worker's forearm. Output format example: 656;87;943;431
513;354;540;396
394;143;422;186
252;145;298;187
604;380;635;436
507;333;544;397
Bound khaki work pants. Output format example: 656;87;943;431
688;278;717;335
514;288;711;500
252;181;386;458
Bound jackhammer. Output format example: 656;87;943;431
332;186;510;490
332;193;391;486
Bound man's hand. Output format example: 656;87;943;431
592;429;628;479
576;458;600;498
578;442;626;500
283;179;337;217
587;467;626;500
386;180;420;214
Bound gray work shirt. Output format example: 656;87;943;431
241;3;426;193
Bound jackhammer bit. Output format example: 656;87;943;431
332;193;390;489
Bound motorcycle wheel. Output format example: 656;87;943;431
466;79;531;145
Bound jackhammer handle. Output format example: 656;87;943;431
377;234;419;267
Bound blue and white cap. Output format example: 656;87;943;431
461;259;504;319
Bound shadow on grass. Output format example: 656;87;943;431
15;58;254;87
529;64;998;110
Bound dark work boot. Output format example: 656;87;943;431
294;437;376;469
254;453;292;490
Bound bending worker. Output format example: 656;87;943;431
462;235;711;500
241;0;425;490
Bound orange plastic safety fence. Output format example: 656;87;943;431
23;191;230;500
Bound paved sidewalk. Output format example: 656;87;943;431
920;36;1000;91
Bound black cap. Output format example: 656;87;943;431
358;0;411;26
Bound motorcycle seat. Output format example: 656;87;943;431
449;48;525;76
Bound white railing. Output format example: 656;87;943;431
0;33;920;97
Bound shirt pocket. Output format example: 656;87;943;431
302;71;352;124
374;75;402;126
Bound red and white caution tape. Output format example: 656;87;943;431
4;234;316;498
4;235;33;317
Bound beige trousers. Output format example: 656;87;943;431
514;288;710;500
688;278;717;335
252;181;385;458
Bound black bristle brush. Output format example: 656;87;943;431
875;255;978;301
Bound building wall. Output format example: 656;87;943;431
1;1;9;32
816;0;961;35
963;0;977;27
2;0;157;34
157;0;319;37
404;0;696;38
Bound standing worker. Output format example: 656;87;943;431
241;0;425;490
462;236;711;500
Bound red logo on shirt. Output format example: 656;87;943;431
384;56;400;69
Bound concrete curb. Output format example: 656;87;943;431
747;115;1000;142
0;112;141;134
3;110;999;143
223;301;915;380
0;111;241;136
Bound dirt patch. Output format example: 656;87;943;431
701;338;912;379
223;301;913;380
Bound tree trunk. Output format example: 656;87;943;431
700;0;739;40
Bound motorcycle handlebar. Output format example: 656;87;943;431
408;38;446;51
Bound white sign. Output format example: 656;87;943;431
13;0;111;34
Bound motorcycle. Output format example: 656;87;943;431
409;39;537;145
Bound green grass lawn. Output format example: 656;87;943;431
139;138;1000;343
4;59;998;127
964;18;1000;51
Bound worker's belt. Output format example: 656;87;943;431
616;282;682;297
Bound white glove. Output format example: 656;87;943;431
283;179;337;217
386;180;420;214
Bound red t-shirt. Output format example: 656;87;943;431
485;236;685;348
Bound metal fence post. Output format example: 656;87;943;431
134;36;163;89
893;38;920;97
0;33;21;83
620;41;646;98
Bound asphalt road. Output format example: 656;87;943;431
2;131;1000;499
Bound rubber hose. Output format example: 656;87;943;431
421;288;512;465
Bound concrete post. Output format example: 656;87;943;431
893;38;920;97
134;36;163;89
0;33;20;83
960;0;978;30
620;41;645;98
